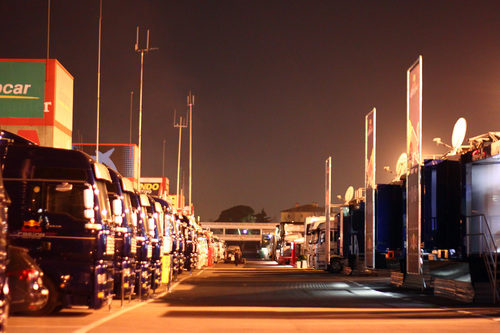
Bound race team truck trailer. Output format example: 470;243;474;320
1;142;115;313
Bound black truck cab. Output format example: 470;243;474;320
1;144;115;312
174;214;187;275
128;189;151;297
139;194;162;291
106;168;136;299
0;169;9;328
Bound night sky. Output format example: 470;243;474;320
2;1;500;221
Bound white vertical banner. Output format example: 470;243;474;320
365;108;376;269
325;156;332;269
339;207;344;257
406;56;422;276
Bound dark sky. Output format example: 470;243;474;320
2;1;500;221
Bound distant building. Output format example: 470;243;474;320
280;203;324;222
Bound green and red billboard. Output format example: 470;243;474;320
0;59;73;148
0;61;46;118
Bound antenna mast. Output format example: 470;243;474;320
135;27;158;188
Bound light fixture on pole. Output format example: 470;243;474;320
134;27;158;188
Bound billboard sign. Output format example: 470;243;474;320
406;56;422;275
140;177;169;198
0;61;46;118
365;108;376;269
0;59;74;149
73;143;138;180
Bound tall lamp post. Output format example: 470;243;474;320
95;0;102;162
174;112;187;211
187;91;195;214
134;27;158;188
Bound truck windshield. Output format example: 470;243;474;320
46;182;86;220
96;180;111;224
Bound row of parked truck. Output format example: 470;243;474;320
0;130;225;328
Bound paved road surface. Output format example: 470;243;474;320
8;261;500;332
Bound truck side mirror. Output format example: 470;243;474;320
83;188;94;209
112;199;123;225
148;217;156;235
112;198;122;216
131;211;138;227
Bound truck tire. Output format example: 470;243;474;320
329;258;343;273
27;277;61;316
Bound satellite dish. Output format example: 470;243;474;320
395;153;408;179
344;186;354;203
451;117;467;154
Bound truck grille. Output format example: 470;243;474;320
131;237;137;254
106;235;115;255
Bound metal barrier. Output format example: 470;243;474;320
465;214;499;303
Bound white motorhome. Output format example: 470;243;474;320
306;216;339;270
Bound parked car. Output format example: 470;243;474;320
0;168;9;329
7;246;48;314
224;245;241;263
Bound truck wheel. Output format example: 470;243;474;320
329;259;343;273
27;277;61;316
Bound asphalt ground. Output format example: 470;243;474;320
7;261;500;332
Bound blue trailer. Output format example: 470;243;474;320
375;183;404;268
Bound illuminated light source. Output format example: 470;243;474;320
242;229;248;235
18;269;38;280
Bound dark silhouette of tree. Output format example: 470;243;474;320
216;205;255;222
216;206;274;222
253;209;271;222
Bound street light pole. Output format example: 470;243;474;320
187;91;195;213
129;91;133;144
134;27;158;188
174;112;187;211
46;0;51;59
162;138;166;179
96;0;102;162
